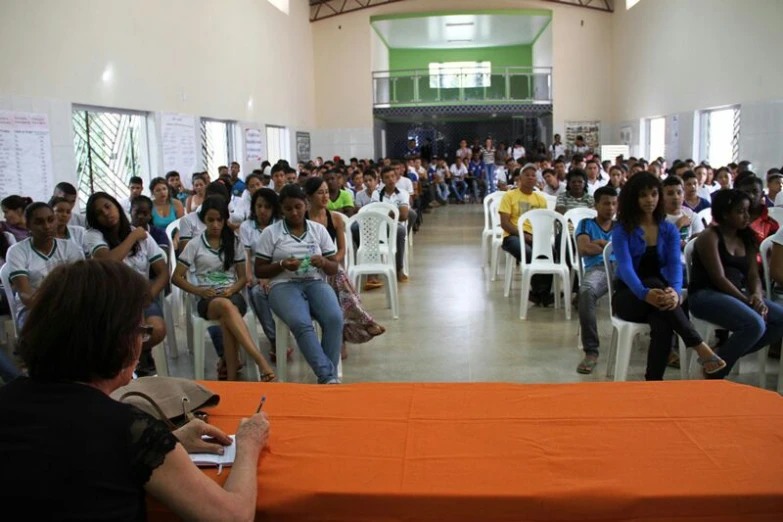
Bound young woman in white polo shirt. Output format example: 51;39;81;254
84;192;169;376
173;196;276;382
6;202;84;331
254;184;344;384
49;196;85;250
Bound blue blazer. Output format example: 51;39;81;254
611;220;683;300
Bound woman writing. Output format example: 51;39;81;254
0;259;270;520
255;184;344;384
612;173;726;379
173;196;276;382
186;173;207;214
0;195;32;241
555;168;594;214
6;202;84;330
304;177;385;351
150;177;185;229
689;190;783;378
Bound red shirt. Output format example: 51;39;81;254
749;206;779;246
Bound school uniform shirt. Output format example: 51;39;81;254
683;197;711;213
253;220;336;288
63;225;86;251
230;191;252;224
697;185;713;201
239;219;275;252
119;198;132;216
6;238;85;314
84;228;164;276
179;232;244;291
497;189;548;237
775;192;783;208
396;176;415;197
510;145;526;161
573;144;591;155
375;187;411;210
178;210;205;242
551;143;566;159
456;147;472;160
666;207;704;244
231;179;246;198
586;177;608;197
449;164;468;180
354;189;376;208
575;218;615;270
543;183;565;196
496;167;508;187
69;212;86;228
326;189;354;212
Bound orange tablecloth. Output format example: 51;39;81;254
148;381;783;521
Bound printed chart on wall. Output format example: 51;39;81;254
296;132;311;162
161;113;198;188
0;111;54;202
565;121;601;153
245;128;264;162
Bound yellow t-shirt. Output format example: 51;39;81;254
497;190;548;237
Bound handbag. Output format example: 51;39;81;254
110;376;220;430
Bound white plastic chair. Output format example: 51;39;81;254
359;202;410;276
165;219;183;326
330;211;353;271
347;211;399;319
563;208;598;289
542;193;557;211
768;206;783;226
697;207;712;228
481;192;505;268
759;236;783;392
488;199;505;283
0;232;17;348
503;209;571;320
0;263;19;348
683;239;767;386
273;313;342;383
156;250;178;362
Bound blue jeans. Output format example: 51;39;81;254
689;289;783;379
450;180;467;201
268;280;343;383
579;265;610;355
249;285;277;345
434;182;449;202
485;163;497;193
208;326;224;357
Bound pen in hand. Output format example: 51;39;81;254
256;395;266;414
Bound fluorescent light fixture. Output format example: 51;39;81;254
447;39;473;43
445;22;474;27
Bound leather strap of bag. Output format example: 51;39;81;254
119;391;178;431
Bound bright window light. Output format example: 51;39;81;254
626;0;643;9
648;117;665;160
702;107;739;168
429;61;491;89
267;0;288;15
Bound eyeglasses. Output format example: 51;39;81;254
137;324;154;343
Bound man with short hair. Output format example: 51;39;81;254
229;161;244;197
284;167;298;185
164;171;189;206
553;158;567;182
541;168;564;196
324;169;356;216
572;135;591;155
551;134;566;160
376;167;409;283
766;169;782;207
270;164;287;194
449;157;469;203
52;182;85;227
218;165;229;178
682;171;711;213
737;175;779;246
663;175;704;251
120;176;144;215
575;186;617;374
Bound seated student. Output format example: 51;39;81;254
541;168;565;196
689;189;783;378
165;170;190;207
449;158;469;203
230;172;264;224
612;172;726;380
766;169;782;207
240;188;280;360
130;195;169;250
149;177;185;230
555;168;594;214
714;166;733;192
354;170;378;209
608;165;625;194
254;185;344;384
576;186;618;374
6;202;84;331
284;167;298;186
119;176;144;216
324;169;356;216
174;197;276;382
431;159;450;203
269;164;287;194
179;181;232;250
0;259;270;520
49;196;85;250
681;170;711;213
663;175;704;251
467;152;485;200
84;192;168;377
0;195;32;241
375;166;410;283
0;231;13;316
736;173;779;247
186;173;207;214
52;182;86;228
693;165;715;200
498;163;553;306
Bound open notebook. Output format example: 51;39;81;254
189;435;236;471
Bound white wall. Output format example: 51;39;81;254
532;20;552;68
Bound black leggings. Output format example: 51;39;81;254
613;277;702;381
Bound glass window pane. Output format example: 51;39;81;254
201;120;230;178
649;117;665;160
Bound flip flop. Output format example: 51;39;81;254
260;372;276;383
577;356;598;374
698;353;727;375
364;280;384;290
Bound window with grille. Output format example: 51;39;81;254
266;126;290;164
647;117;666;161
72;108;146;203
700;106;740;168
428;61;491;89
201;119;235;177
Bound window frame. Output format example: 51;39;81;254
645;116;666;161
265;125;290;164
428;61;492;90
698;105;740;168
200;118;237;178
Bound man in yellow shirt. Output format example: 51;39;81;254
498;163;553;306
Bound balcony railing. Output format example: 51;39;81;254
372;66;552;107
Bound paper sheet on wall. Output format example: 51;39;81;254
245;128;264;162
161;113;198;188
0;111;54;203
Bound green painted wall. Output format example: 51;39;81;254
387;45;533;103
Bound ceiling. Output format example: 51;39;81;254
371;12;552;49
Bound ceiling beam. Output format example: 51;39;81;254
310;0;410;22
541;0;613;13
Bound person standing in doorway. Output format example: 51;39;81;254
481;137;498;193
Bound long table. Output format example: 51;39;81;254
148;381;783;521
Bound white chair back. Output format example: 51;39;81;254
563;208;598;275
351;211;398;268
768;206;783;226
697;207;712;228
165;219;181;275
0;264;19;339
330;211;352;270
489;199;502;233
518;209;568;267
683;237;697;283
483;192;505;232
358;202;399;221
760;236;775;298
602;242;616;316
542;193;557;211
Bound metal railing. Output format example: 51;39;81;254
372;66;552;107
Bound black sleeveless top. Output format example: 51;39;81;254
305;210;337;242
689;228;749;294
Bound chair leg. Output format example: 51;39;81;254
519;270;533;320
678;336;689;380
613;327;635;382
503;254;514;298
490;243;499;282
274;315;289;383
561;273;571;321
194;320;206;380
481;234;488;268
389;271;399;319
606;328;618;379
152;343;169;377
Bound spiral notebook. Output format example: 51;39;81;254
189;435;236;472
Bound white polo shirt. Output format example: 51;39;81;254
178;232;244;290
396;175;414;195
586;177;608;196
179;210;205;242
6;237;84;313
354;189;376;208
239;219;275;251
64;225;86;250
253;219;336;288
375;187;410;210
83;227;164;276
450;164;468;180
69;212;86;228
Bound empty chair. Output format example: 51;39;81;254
481;192;505;268
564;207;598;288
348;211;399;319
488;199;505;282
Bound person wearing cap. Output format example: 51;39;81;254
766;169;783;207
497;163;553;306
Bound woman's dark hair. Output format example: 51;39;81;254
149;177;171;201
735;171;761;190
54;182;77;195
86;192;139;256
19;260;149;382
24;202;52;225
303;176;327;197
249;188;280;224
1;195;33;212
205;180;230;201
566;168;588;194
278;184;307;205
198;196;235;271
47;196;70;208
131;194;153;210
617;172;665;232
711;189;757;251
245;173;263;187
0;230;9;260
191;172;207;185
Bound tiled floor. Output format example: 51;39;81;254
164;204;775;387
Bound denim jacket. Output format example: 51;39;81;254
611;220;683;301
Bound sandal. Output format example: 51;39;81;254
367;324;386;337
698;353;727;375
270;347;294;363
216;358;228;381
667;352;681;369
364;280;384;291
260;371;276;382
577;355;598;375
